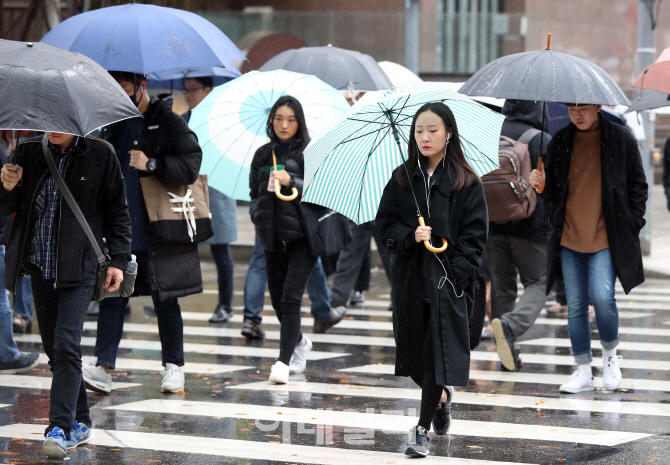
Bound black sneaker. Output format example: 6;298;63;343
349;290;365;306
432;386;453;435
492;318;519;372
209;304;233;323
404;425;430;457
241;319;265;339
312;306;346;333
12;315;31;333
0;352;40;373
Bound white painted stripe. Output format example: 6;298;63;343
70;356;252;375
470;351;670;371
539;311;654;320
0;374;139;391
518;284;670;296
0;404;10;409
181;313;394;331
13;334;349;361
0;423;529;465
83;322;397;348
231;380;670;417
106;399;650;446
519;338;670;353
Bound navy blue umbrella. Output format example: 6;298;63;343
41;0;245;75
147;66;241;91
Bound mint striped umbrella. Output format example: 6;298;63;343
188;70;349;200
303;82;506;224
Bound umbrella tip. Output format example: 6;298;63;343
546;33;551;50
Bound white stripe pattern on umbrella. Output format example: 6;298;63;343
303;82;505;224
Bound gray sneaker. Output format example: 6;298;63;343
404;425;430;457
0;352;39;373
313;306;346;334
82;358;112;394
349;291;365;306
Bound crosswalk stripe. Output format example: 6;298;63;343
105;399;650;446
338;365;670;392
230;380;670;417
0;404;10;409
181;313;395;331
519;338;670;353
0;423;530;465
83;322;397;348
13;334;349;361
469;351;670;371
0;374;139;391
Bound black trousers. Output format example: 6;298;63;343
409;303;444;431
31;265;97;438
265;239;317;365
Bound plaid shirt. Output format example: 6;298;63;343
26;138;78;279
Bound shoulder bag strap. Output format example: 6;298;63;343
517;128;542;146
41;136;109;266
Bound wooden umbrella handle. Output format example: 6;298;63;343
537;156;546;193
272;151;299;201
419;217;448;253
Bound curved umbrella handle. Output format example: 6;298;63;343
419;217;448;253
273;151;299;201
537;156;546;193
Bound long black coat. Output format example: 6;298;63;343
102;96;204;301
544;116;648;295
249;143;305;252
376;161;488;387
0;136;132;293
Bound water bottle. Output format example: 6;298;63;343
127;254;138;275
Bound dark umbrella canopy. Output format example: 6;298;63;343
0;40;140;136
459;49;630;106
258;46;393;92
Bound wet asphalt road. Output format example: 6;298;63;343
1;260;670;464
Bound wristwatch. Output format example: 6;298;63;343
146;158;157;173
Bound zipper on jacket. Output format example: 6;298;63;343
53;153;85;290
14;170;50;292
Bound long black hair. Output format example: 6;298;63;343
265;95;310;154
397;102;477;192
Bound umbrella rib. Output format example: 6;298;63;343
355;123;394;222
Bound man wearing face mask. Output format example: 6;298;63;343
83;72;203;395
530;103;647;394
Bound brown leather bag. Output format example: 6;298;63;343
140;174;214;243
482;128;539;223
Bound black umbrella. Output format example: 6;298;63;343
460;35;630;190
0;39;140;136
258;46;393;96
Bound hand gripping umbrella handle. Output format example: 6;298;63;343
418;217;448;253
272;151;298;201
537;156;546;193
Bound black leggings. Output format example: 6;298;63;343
265;240;318;364
409;304;445;431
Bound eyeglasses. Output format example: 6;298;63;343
181;86;203;96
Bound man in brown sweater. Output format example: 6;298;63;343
530;103;648;395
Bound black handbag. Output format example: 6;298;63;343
299;201;352;257
42;136;136;301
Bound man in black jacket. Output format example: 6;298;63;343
488;100;551;372
0;133;131;458
83;72;203;395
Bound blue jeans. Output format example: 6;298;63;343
211;243;234;306
12;276;33;320
0;246;20;363
243;233;330;324
560;247;619;365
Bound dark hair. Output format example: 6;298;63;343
397;102;477;192
109;71;147;84
265;95;310;152
185;76;214;90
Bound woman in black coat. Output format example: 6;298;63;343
376;102;488;458
249;96;315;384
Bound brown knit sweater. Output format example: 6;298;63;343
560;120;609;253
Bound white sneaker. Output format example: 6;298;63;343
82;358;112;394
603;355;623;391
288;336;312;374
559;369;594;393
161;363;185;393
269;361;289;384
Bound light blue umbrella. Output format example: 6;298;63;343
188;70;350;200
41;1;245;75
147;66;241;90
303;82;505;225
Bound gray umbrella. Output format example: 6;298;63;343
258;46;393;93
627;88;670;113
459;45;630;106
0;39;140;136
